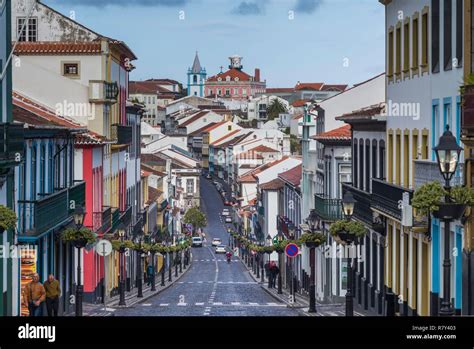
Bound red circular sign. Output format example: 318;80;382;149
285;243;299;258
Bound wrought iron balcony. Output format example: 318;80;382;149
18;181;86;238
342;183;373;226
121;205;132;226
371;178;413;221
111;124;132;145
314;193;343;222
93;206;112;234
89;80;119;104
0;123;25;169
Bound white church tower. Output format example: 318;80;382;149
187;52;206;97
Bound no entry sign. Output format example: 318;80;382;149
285;243;299;258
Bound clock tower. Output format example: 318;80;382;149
187;52;206;97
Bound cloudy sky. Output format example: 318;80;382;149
43;0;385;88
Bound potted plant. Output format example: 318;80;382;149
413;182;473;220
62;227;96;248
262;246;274;254
0;205;17;234
299;232;327;248
274;240;288;253
329;220;367;244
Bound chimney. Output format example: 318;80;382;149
254;68;260;82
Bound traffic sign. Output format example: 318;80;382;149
285;243;299;258
95;240;112;257
272;236;279;246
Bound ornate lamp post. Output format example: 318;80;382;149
266;235;272;287
73;207;85;317
117;223;127;306
342;191;356;317
277;233;283;294
307;209;319;313
150;237;156;291
434;126;463;316
135;233;144;298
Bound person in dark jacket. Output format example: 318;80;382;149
146;264;154;286
44;274;61;316
270;263;279;288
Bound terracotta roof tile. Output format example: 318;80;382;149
180;110;212;127
291;99;312;107
189;122;217;136
320;84;348;92
207;68;252;82
248;145;279;153
265;88;294;93
278;164;302;187
211;129;240;145
238;156;289;183
14;41;102;55
294;83;324;91
312;125;351;141
259;178;284;191
336;103;384;121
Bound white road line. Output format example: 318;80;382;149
159;304;169;307
248;302;259;306
212;302;223;305
195;302;205;306
141;303;152;307
177;303;187;306
266;302;278;306
198;281;203;284
231;302;241;306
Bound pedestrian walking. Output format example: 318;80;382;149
23;273;46;317
146;264;154;286
270;262;279;288
44;274;61;316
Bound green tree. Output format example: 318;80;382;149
266;98;288;121
183;207;207;235
290;134;301;154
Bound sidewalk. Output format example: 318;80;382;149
239;256;378;317
66;257;193;316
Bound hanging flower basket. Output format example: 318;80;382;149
62;227;96;248
329;220;367;244
0;205;17;234
298;232;326;248
432;203;466;220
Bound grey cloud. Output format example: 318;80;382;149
294;0;323;14
232;1;267;16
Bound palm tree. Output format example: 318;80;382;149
266;98;288;121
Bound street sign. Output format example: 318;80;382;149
285;243;299;258
95;240;112;257
272;236;279;246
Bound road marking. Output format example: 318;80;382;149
141;303;152;307
187;282;194;284
212;302;223;305
198;281;203;284
177;303;187;306
231;302;241;306
248;302;259;306
159;304;169;307
195;302;205;306
266;302;278;306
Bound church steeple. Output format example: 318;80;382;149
187;51;206;97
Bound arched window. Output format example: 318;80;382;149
193;75;197;84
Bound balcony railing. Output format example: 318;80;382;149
314;193;343;222
371;178;413;221
121;205;132;227
89;80;119;104
93;206;112;234
0;123;25;168
342;183;373;226
111;124;132;145
18;182;86;238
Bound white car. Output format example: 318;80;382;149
225;216;232;223
212;238;222;246
192;237;203;247
215;245;227;254
222;209;230;216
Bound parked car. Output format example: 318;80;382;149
222;209;230;216
212;238;222;247
215;245;227;254
225;216;232;223
192;237;203;247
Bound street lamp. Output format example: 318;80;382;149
73;207;85;317
342;191;356;317
150;237;156;291
117;223;126;306
266;235;272;287
434;126;463;316
277;233;283;294
136;232;144;298
307;209;319;313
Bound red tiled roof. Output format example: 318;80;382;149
189;122;217;136
14;42;102;55
259;178;284;191
238;156;289;183
312;125;351;141
236;150;264;160
129;81;171;95
278;164;302;187
141;164;166;177
336;103;384;120
202;120;228;133
294;83;324;91
180;110;212;127
266;88;294;93
321;84;348;92
292;112;304;120
211;129;240;145
291;99;312;107
249;145;279;153
207;68;252;82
